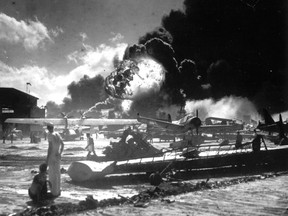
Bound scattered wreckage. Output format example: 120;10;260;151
68;127;288;182
102;127;162;161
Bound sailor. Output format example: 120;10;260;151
46;122;64;197
235;131;243;149
149;172;162;187
28;163;52;202
251;130;264;153
85;133;97;158
2;129;7;144
44;130;47;140
10;129;14;144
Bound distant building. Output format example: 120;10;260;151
0;88;45;136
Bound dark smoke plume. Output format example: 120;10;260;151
135;0;287;114
48;0;287;119
66;74;107;111
45;75;109;117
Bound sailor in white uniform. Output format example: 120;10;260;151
46;122;64;197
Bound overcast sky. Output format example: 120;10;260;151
0;0;184;106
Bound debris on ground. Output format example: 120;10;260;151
14;171;286;216
103;128;162;160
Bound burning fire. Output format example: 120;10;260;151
121;99;133;113
105;58;165;99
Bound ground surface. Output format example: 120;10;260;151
73;174;288;216
0;135;287;215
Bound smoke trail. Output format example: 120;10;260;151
83;97;117;117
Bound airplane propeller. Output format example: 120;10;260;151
79;110;86;120
60;112;74;131
60;112;74;119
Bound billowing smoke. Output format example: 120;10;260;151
48;0;287;119
185;96;260;121
146;96;260;123
45;74;110;117
136;0;287;114
156;104;182;120
66;74;107;110
45;101;62;118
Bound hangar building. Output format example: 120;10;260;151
0;88;45;137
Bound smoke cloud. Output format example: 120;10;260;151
185;96;260;121
48;0;287;119
133;0;287;114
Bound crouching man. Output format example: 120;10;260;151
28;163;52;203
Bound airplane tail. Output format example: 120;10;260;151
279;113;283;124
262;109;275;124
278;114;285;139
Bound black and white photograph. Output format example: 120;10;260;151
0;0;287;215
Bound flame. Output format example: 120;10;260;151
105;58;165;99
121;99;133;113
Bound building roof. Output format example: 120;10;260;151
0;87;38;100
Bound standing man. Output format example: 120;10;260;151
252;130;265;153
2;129;7;144
46;123;64;197
85;133;97;158
235;131;243;149
10;129;14;144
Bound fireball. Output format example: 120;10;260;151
105;58;165;99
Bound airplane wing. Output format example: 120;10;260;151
5;118;139;126
5;118;66;125
137;114;185;132
79;118;139;126
137;114;242;134
199;124;244;134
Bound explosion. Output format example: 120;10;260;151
105;58;165;99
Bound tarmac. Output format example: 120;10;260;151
1;135;288;215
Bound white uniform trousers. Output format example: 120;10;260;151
48;155;61;196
